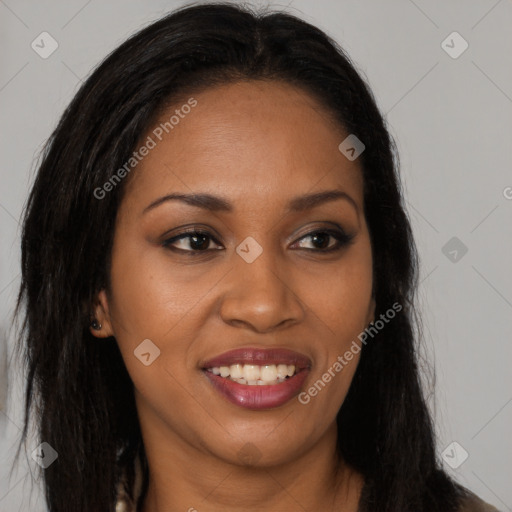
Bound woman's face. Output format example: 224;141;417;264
93;80;375;467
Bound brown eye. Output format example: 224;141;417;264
293;230;355;252
162;230;223;253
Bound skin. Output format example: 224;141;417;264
91;80;375;512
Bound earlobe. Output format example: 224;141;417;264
89;289;114;338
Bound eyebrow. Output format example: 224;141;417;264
142;189;358;215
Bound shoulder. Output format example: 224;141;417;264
457;490;501;512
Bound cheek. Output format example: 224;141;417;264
298;239;372;407
107;232;221;338
106;236;230;400
303;240;373;339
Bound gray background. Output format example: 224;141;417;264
1;0;511;510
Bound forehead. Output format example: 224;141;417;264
123;80;364;210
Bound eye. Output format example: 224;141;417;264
162;229;223;254
292;229;355;252
162;227;355;255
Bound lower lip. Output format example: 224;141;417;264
203;369;310;410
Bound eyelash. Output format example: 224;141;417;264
161;227;355;255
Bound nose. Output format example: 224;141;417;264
219;248;305;334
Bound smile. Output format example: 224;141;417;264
201;347;311;409
206;363;298;385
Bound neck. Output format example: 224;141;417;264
138;414;364;512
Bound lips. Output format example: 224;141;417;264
201;347;311;371
201;347;312;410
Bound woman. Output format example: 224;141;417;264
14;3;499;511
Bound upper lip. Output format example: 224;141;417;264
201;347;312;370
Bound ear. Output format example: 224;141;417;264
89;289;115;338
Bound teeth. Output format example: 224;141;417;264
206;363;297;385
276;364;288;379
260;364;278;382
243;364;260;381
230;364;243;379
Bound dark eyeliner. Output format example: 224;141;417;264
161;227;354;255
161;229;222;254
295;229;356;253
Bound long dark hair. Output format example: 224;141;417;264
13;2;471;511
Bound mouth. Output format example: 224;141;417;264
206;362;299;385
201;347;311;410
